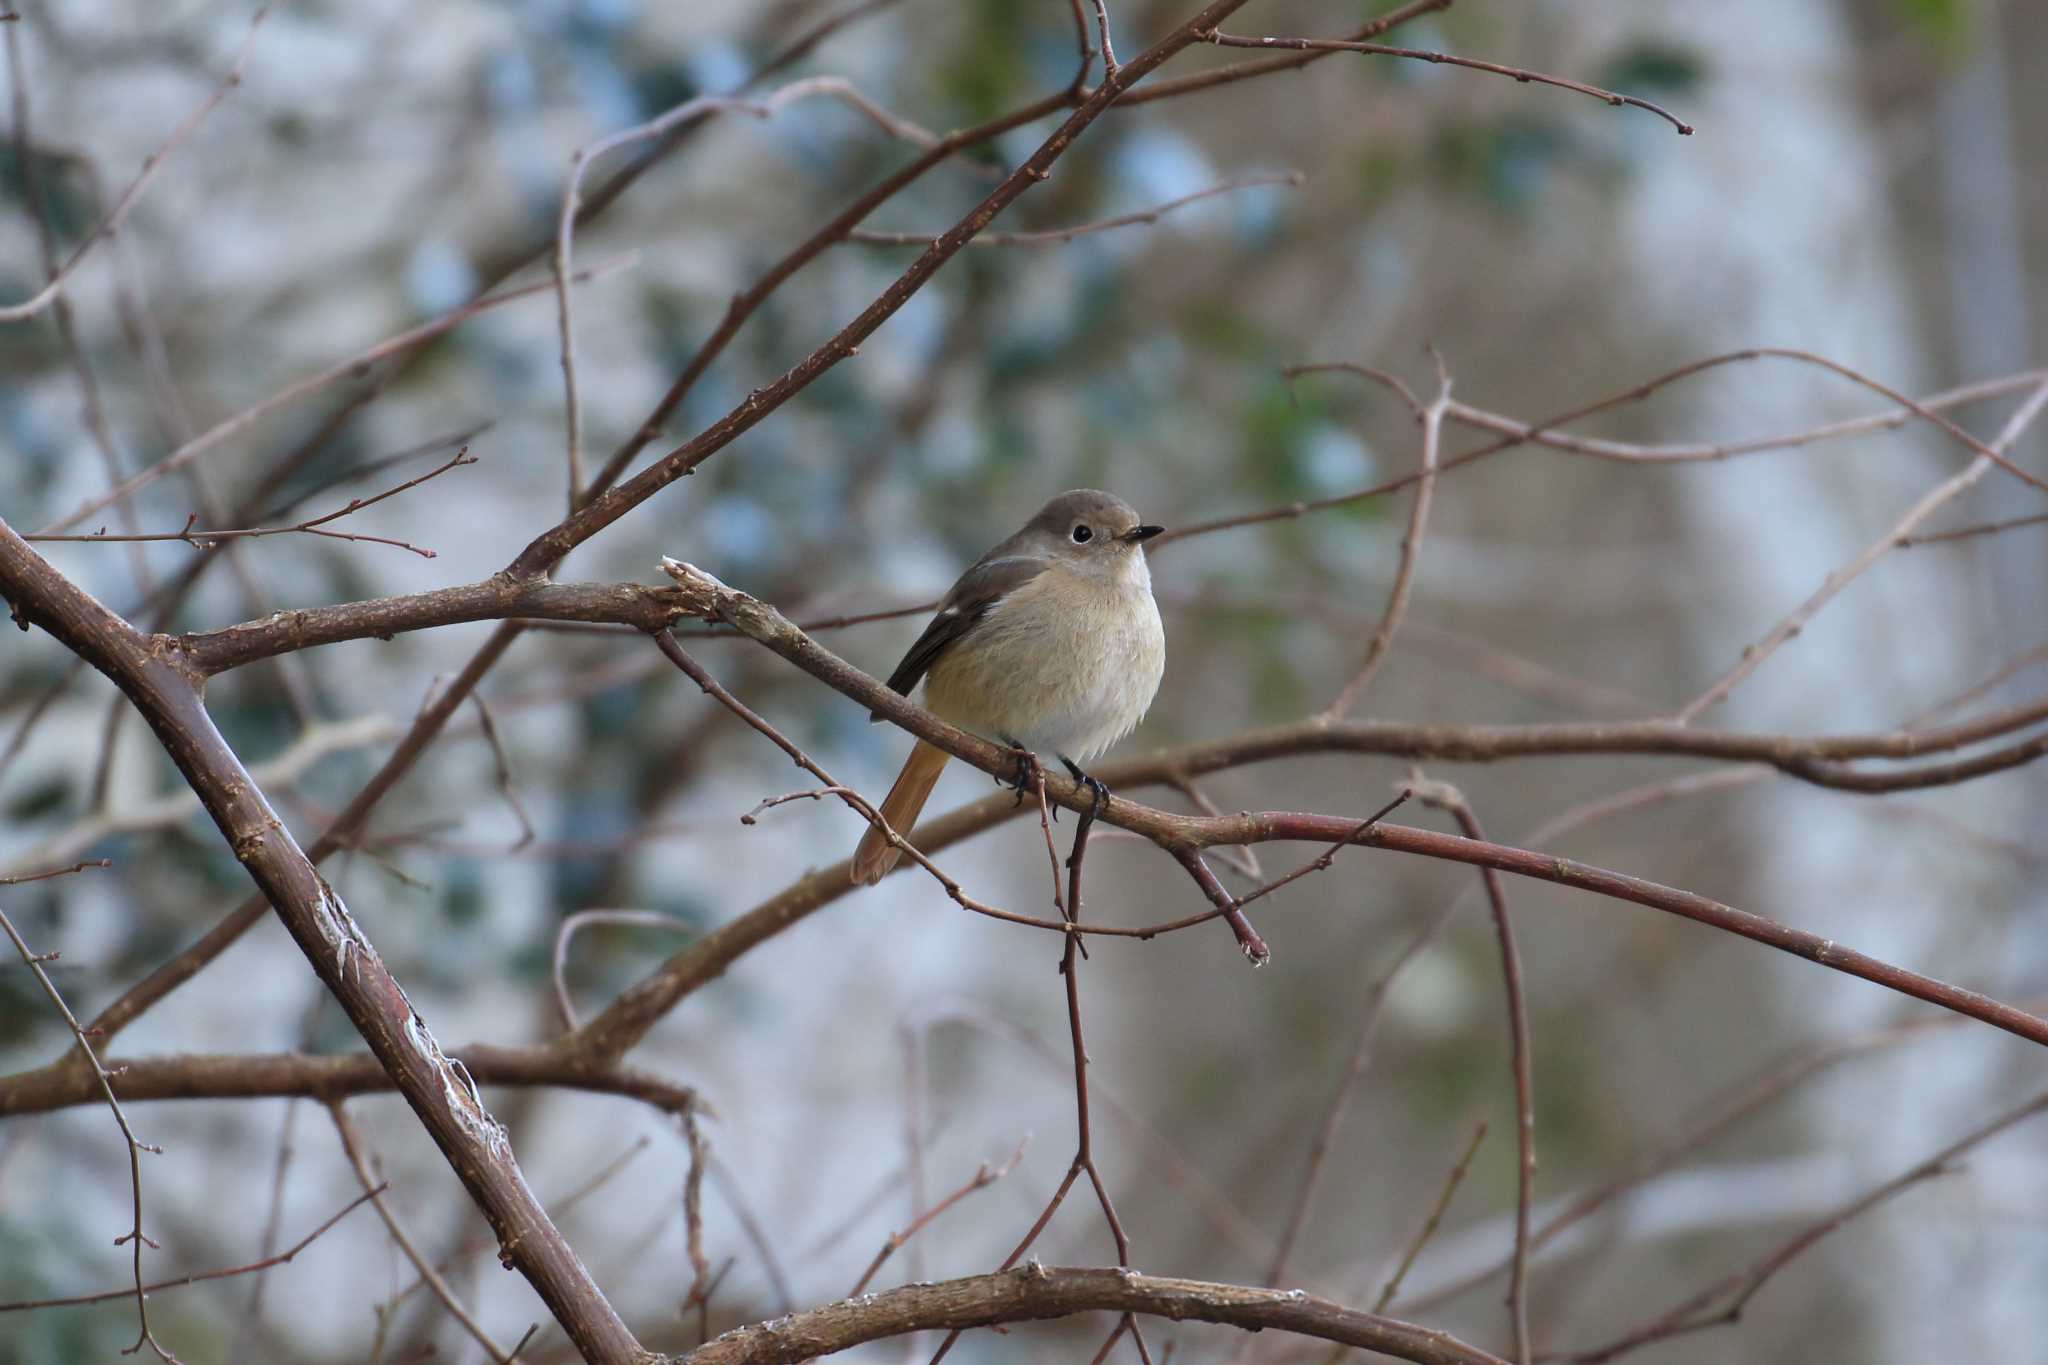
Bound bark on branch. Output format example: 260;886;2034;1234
678;1265;1507;1365
0;520;648;1365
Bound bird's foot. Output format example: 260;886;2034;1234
996;737;1044;814
1060;757;1109;866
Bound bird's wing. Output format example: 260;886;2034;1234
872;555;1047;718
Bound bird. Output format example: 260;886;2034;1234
849;489;1166;886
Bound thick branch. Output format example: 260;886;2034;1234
0;521;645;1365
176;577;687;676
566;567;2048;1059
0;1043;697;1119
679;1266;1506;1365
508;0;1258;575
174;572;2048;785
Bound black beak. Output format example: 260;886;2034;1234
1121;524;1164;544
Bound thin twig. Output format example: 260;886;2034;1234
1116;0;1453;107
0;1185;383;1313
328;1102;516;1364
0;6;273;323
1257;794;1422;1289
383;1135;656;1316
1371;1120;1489;1317
39;259;633;535
1322;353;1448;719
0;898;175;1361
1032;765;1085;958
7;28;155;592
1677;376;2048;720
1566;1088;2048;1363
1418;786;1534;1365
1198;30;1693;134
1239;792;1411;923
708;1157;797;1316
517;0;1263;574
552;909;695;1032
1090;0;1120;77
930;783;1152;1365
1164;773;1261;879
469;691;536;845
0;858;110;885
847;173;1302;247
1901;641;2048;729
555;78;937;509
231;989;326;1359
1155;364;2048;550
1900;510;2048;546
27;447;478;558
849;1136;1031;1296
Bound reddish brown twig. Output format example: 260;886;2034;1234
383;1135;655;1318
1417;785;1534;1365
1118;0;1451;107
0;1184;382;1314
0;529;642;1362
1902;641;2048;729
1394;1010;2004;1316
1238;791;1411;927
1375;1120;1489;1317
850;1136;1031;1297
26;447;478;558
898;1002;1274;1266
328;1102;517;1364
1198;29;1693;135
931;793;1155;1365
1565;1088;2048;1363
601;566;2048;1058
0;858;109;886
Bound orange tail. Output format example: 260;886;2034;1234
850;740;950;885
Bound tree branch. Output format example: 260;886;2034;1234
562;564;2048;1059
679;1266;1507;1365
0;520;645;1364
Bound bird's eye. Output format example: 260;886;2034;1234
1070;524;1093;544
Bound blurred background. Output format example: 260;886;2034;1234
3;0;2046;1361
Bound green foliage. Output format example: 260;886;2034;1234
0;144;94;242
1893;0;1973;50
442;857;486;927
1354;146;1406;206
0;970;45;1048
1251;618;1309;720
0;1217;134;1362
5;774;70;823
936;0;1033;123
1432;117;1572;213
1597;42;1709;96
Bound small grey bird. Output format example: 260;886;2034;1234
850;490;1166;886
